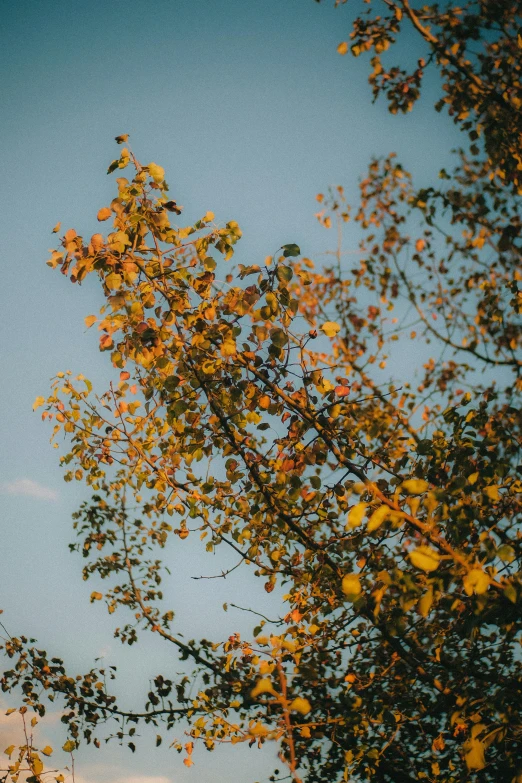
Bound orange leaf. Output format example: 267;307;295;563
91;233;104;252
99;334;113;351
97;207;112;221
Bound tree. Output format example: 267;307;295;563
2;3;522;782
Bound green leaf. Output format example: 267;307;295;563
497;545;515;563
281;243;300;257
276;265;293;282
270;328;288;347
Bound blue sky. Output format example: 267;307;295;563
0;1;462;781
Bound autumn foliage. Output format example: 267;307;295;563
2;2;522;783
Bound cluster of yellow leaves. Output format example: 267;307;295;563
28;135;522;783
2;709;70;783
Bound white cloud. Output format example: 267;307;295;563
1;478;58;501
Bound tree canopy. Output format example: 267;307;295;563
2;2;522;782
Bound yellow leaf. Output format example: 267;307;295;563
347;502;367;529
47;250;64;269
97;207;112;221
483;485;500;501
367;505;389;532
90;591;103;602
32;756;44;775
148;162;165;184
251;678;275;698
4;745;15;758
105;273;122;291
418;588;433;618
33;396;46;411
84;315;97;329
249;721;269;737
62;740;75;753
337;41;349;55
468;472;479;485
401;479;429;495
342;573;362;601
320;321;341;337
221;338;237;357
409;545;440;572
108;231;130;252
290;697;311;715
52;222;61;234
316;376;334;394
41;746;53;757
203;211;215;222
463;568;490;596
463;738;486;771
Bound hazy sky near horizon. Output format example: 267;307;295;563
0;1;462;781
